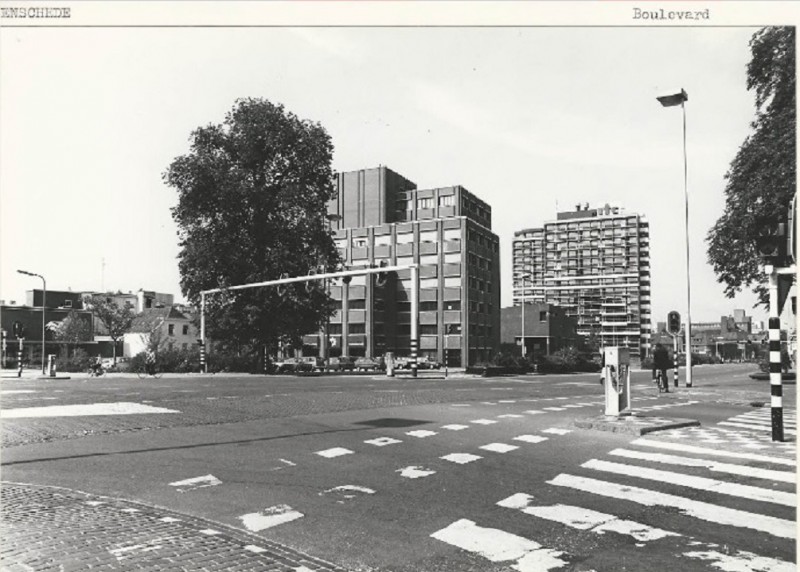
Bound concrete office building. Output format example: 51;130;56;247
301;166;500;367
513;203;652;358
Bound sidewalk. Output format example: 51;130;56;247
1;482;346;572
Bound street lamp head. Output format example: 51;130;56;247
657;89;688;108
17;269;36;276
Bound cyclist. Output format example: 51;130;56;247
145;348;157;376
652;343;671;393
89;357;104;377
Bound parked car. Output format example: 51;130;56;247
326;356;357;372
274;357;313;374
418;356;442;370
355;357;385;372
300;356;325;372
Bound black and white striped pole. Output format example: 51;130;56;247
768;268;784;442
199;292;207;374
410;264;419;378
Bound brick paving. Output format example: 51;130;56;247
1;482;347;572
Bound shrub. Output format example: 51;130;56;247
57;348;93;372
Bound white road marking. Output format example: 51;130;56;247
199;529;221;535
397;466;436;479
632;438;796;466
683;549;796;572
406;430;438;438
719;421;797;434
498;414;524;419
497;493;679;542
240;505;304;531
542;428;572;435
524;410;544;415
159;517;181;523
543;407;566;411
85;501;105;506
498;400;517;403
0;390;37;394
169;474;222;493
431;519;569;571
609;448;796;483
582;459;795;507
513;435;549;444
320;485;375;502
549;474;796;539
365;437;402;446
480;443;519;453
441;453;482;464
315;447;354;458
120;508;139;513
244;545;268;554
441;424;469;431
471;419;498;425
0;402;179;418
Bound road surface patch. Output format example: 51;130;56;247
441;453;482;464
169;474;222;493
479;443;519;453
397;466;436;479
548;473;796;539
0;402;180;418
431;518;569;571
365;437;403;446
240;505;304;531
315;447;354;458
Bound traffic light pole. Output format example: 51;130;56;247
767;265;785;442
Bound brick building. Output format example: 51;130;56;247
500;303;579;358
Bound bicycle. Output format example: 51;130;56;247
654;369;668;394
87;365;106;377
137;362;163;379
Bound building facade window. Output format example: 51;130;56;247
418;198;435;209
182;325;189;335
168;324;175;336
439;195;455;207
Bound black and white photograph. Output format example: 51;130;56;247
0;2;797;571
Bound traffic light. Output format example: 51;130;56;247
667;311;681;336
13;321;24;339
374;260;389;288
754;217;787;266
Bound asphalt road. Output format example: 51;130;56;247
1;364;796;571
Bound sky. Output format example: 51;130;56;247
0;21;778;325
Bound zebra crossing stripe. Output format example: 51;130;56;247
496;493;680;542
582;459;795;507
608;449;796;484
719;420;797;434
548;474;796;539
430;519;569;571
682;549;795;572
632;438;796;467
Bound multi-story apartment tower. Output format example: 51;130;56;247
512;203;651;358
301;166;500;367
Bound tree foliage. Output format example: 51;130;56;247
86;296;136;363
163;98;340;351
53;310;91;357
706;27;796;306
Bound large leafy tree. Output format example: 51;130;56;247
707;27;796;306
86;296;136;365
163;98;340;353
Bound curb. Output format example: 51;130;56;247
573;415;701;436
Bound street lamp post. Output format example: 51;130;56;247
17;269;46;374
657;88;693;388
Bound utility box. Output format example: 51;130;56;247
385;351;395;377
47;354;57;377
603;347;631;417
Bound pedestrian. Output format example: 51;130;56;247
652;343;671;393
